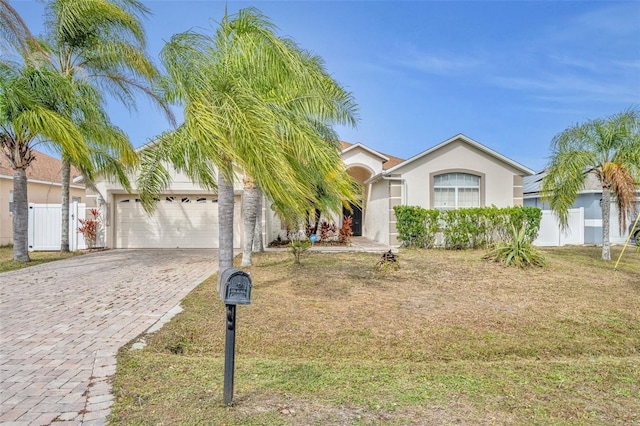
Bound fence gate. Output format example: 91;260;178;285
28;202;87;251
534;208;584;247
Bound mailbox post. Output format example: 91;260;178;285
218;268;252;405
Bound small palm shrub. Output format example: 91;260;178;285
289;238;311;265
483;225;546;268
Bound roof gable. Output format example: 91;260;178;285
386;134;535;176
340;141;404;171
341;142;389;162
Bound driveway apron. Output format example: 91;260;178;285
0;249;219;425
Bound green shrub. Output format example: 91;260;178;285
441;208;488;249
483;225;547;268
442;206;542;249
423;209;440;248
393;206;439;247
394;205;542;250
508;206;543;243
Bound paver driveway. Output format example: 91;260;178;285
0;249;220;425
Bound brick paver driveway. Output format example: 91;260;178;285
0;249;219;425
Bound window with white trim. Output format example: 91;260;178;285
434;173;480;209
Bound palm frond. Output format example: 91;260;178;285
0;0;49;63
604;162;639;232
140;7;360;226
47;0;148;51
15;105;91;167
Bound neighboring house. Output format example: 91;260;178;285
524;171;639;244
93;133;534;249
0;151;86;246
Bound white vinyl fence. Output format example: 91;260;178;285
28;202;87;251
534;208;584;247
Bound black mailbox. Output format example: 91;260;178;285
218;268;252;305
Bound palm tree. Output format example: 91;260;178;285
542;108;640;260
2;1;88;261
137;8;358;273
1;0;156;256
38;0;171;251
236;38;361;266
0;64;91;261
240;176;261;266
241;160;361;267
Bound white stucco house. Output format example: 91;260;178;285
342;134;535;246
92;133;535;249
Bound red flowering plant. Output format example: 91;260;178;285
78;209;101;249
339;216;353;244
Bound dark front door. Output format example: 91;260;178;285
344;203;362;236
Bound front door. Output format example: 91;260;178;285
344;203;363;236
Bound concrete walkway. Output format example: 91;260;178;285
0;249;219;426
316;236;394;253
266;236;394;253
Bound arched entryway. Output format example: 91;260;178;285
345;165;374;237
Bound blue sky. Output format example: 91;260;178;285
11;0;640;171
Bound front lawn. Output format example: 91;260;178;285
111;246;640;425
0;245;83;273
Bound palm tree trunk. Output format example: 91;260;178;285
601;186;611;261
241;177;258;266
253;190;264;252
12;168;30;262
312;207;321;235
218;171;235;273
60;158;70;252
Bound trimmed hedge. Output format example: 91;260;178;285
393;205;542;249
393;206;439;248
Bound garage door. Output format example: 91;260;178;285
115;194;222;248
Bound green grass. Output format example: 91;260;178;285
111;246;640;425
0;244;83;272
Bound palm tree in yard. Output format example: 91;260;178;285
137;8;359;273
0;64;91;261
37;0;171;252
542;108;640;260
241;146;361;267
1;1;91;261
239;52;361;266
1;0;156;257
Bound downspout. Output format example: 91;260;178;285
404;179;407;206
381;174;406;246
381;175;406;205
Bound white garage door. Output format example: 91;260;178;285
115;194;221;248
